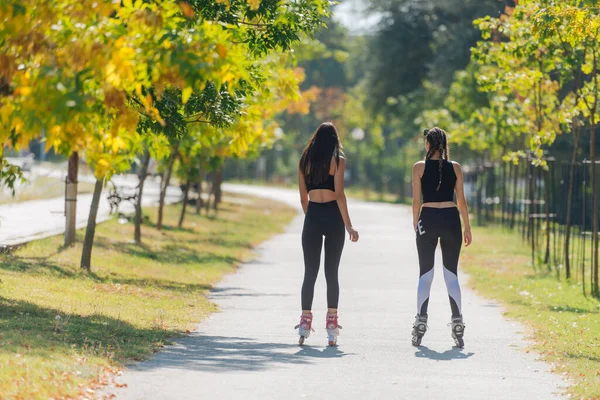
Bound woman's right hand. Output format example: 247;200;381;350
346;226;359;242
464;229;472;247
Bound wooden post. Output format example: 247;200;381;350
64;151;79;246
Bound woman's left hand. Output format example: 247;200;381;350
346;226;359;242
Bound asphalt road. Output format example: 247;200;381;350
101;184;565;400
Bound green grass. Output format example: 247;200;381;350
461;226;600;399
344;186;409;204
227;179;410;204
0;176;95;204
0;194;296;399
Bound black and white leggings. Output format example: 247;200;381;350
415;207;463;318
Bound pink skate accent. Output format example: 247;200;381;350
326;313;342;330
294;313;313;331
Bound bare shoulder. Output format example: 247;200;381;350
413;160;425;170
412;161;425;178
334;155;346;166
331;155;345;174
451;161;463;175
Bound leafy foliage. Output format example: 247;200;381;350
0;159;24;196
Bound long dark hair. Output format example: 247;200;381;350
424;127;450;191
299;122;343;185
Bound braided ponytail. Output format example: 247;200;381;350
424;127;450;191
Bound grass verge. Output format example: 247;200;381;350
461;226;600;399
344;186;409;205
228;179;409;204
0;194;296;399
0;176;95;204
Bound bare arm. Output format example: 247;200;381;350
298;169;309;214
412;162;424;231
453;162;472;246
334;158;358;242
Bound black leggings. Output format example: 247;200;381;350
301;201;345;310
415;207;463;318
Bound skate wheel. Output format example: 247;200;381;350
298;336;305;346
328;340;337;346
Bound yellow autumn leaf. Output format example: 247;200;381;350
44;139;55;153
135;83;143;98
179;2;195;18
123;0;132;7
112;136;126;153
94;158;111;179
11;118;24;134
0;103;14;122
216;44;228;59
182;87;193;104
247;0;260;10
14;86;32;96
220;66;236;83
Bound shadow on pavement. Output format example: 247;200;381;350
133;335;312;372
294;345;354;359
210;286;291;298
414;346;475;361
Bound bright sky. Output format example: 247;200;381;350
333;0;381;34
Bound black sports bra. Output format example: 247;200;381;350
306;174;335;192
421;159;456;203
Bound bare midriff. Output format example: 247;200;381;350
308;189;337;203
422;201;456;209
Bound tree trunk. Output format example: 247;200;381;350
590;121;598;297
501;162;507;226
527;160;536;267
195;164;204;215
475;168;482;226
528;162;535;244
64;151;79;246
157;144;179;230
590;48;599;297
377;148;384;200
565;129;580;280
521;161;528;240
205;174;212;214
80;178;104;271
212;166;223;211
510;162;519;229
178;178;191;228
544;167;551;267
582;163;588;297
134;147;150;244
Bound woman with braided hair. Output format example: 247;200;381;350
411;127;472;348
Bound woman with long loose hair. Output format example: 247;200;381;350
295;122;359;346
411;127;472;348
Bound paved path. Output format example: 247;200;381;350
102;184;565;399
0;172;180;247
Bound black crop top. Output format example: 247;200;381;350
421;159;457;203
306;174;335;192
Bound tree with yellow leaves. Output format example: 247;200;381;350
1;0;330;270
